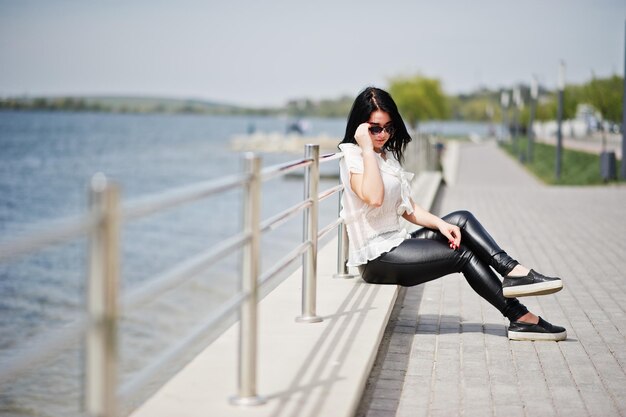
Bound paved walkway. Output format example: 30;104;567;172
357;141;626;417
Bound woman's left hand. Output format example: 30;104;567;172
438;222;461;250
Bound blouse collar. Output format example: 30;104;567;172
379;153;414;182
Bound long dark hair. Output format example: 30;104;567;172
339;86;412;164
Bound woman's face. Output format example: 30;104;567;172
367;110;394;152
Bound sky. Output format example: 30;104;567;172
0;0;625;107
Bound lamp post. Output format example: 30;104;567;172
511;87;519;153
500;90;510;142
555;61;565;180
621;20;626;180
513;86;523;160
528;76;538;163
486;104;495;138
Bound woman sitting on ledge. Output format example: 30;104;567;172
338;86;566;341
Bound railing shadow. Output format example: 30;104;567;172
264;278;385;417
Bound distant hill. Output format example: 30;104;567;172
0;95;281;116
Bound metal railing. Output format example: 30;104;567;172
0;143;356;416
0;134;439;416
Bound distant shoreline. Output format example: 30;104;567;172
0;94;354;118
0;96;282;116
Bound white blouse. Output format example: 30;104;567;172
338;143;414;267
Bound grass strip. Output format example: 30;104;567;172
501;136;623;185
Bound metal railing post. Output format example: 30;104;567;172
333;189;356;279
230;153;266;406
85;173;120;417
296;145;322;323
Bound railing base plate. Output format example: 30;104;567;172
229;395;267;406
295;315;323;323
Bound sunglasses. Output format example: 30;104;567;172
368;125;395;136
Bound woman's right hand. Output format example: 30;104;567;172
349;122;384;206
354;123;374;151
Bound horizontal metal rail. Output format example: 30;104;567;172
318;184;343;202
118;290;249;404
121;232;250;311
318;217;343;242
258;241;311;294
259;184;341;234
259;200;312;234
261;157;313;182
320;152;343;163
122;173;250;221
0;213;97;262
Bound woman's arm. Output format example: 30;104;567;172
349;123;384;207
402;198;462;250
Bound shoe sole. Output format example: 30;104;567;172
503;280;563;298
508;329;567;341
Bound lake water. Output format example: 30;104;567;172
0;111;494;416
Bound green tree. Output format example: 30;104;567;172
388;74;449;129
584;75;624;123
458;97;494;121
535;96;557;121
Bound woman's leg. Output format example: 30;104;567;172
411;210;518;276
360;238;529;322
412;210;563;298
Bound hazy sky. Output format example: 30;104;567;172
1;0;624;106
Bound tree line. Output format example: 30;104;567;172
1;74;622;126
387;74;623;129
0;96;282;116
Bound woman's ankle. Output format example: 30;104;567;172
515;312;539;324
506;265;530;277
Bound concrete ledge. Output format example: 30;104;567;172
411;171;443;217
441;141;460;186
130;171;442;417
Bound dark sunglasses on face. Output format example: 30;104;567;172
368;125;395;135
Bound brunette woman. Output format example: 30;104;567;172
338;87;566;341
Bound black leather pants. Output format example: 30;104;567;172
359;210;529;322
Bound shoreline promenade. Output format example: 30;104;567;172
358;141;626;417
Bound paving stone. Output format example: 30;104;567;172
368;397;400;411
363;409;395;417
373;378;405;392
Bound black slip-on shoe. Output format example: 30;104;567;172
508;316;567;341
502;269;563;298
